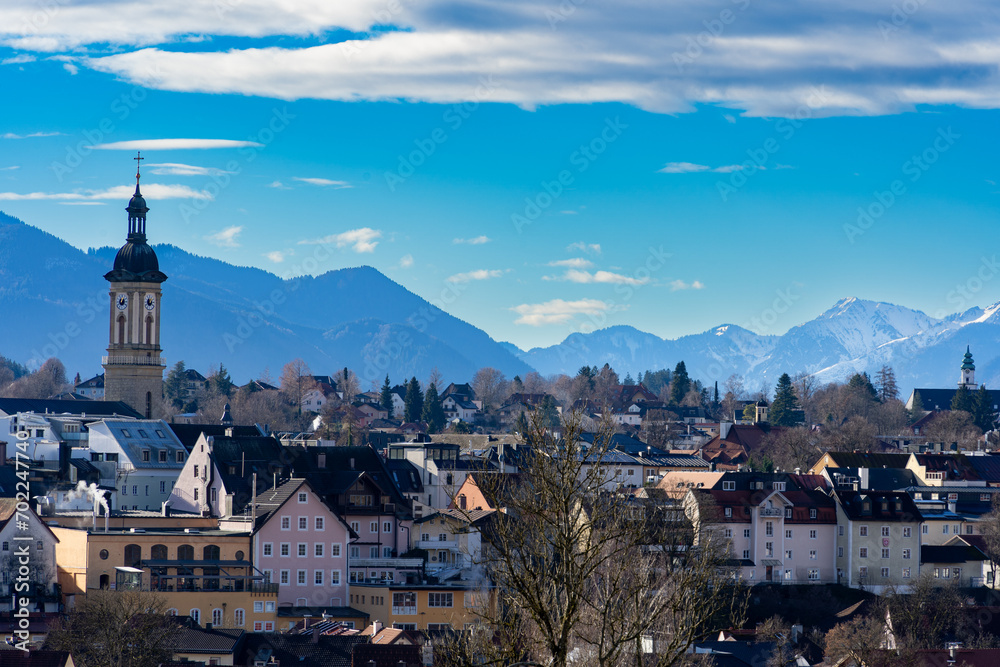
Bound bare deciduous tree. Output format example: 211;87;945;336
445;411;746;667
45;589;180;667
472;367;508;413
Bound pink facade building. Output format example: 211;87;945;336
252;478;355;608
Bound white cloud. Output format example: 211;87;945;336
265;250;290;262
548;258;593;269
511;298;616;326
659;162;760;174
669;279;705;291
0;166;19;171
561;269;649;286
566;242;601;255
453;235;491;245
0;183;212;200
147;162;233;176
1;131;63;139
93;139;264;150
399;254;414;268
205;225;243;248
292;177;352;188
9;0;1000;117
447;269;503;283
267;180;291;189
62;62;78;75
299;227;382;253
1;54;35;65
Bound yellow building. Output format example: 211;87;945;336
52;526;279;631
347;581;486;632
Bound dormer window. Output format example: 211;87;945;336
785;507;792;518
723;481;735;491
809;508;817;519
724;507;732;517
773;482;785;491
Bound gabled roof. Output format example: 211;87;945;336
910;387;1000;411
168;423;263;451
383;459;423;494
171;626;244;654
0;398;142;419
819;451;912;470
414;508;495;525
251;478;356;537
0;499;59;542
0;650;74;667
835;490;922;522
206;435;286;512
75;373;105;389
921;543;986;564
282;445;411;514
93;419;187;469
239;633;368;667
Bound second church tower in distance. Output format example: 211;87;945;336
102;153;167;418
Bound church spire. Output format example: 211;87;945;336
126;151;149;239
960;345;976;388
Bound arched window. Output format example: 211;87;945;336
203;545;221;560
190;609;200;625
234;609;245;627
151;544;168;560
167;608;178;616
117;315;126;344
212;608;223;627
123;544;141;568
177;545;194;560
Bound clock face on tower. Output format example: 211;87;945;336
144;293;156;311
116;293;129;310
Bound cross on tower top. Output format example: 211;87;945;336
134;151;143;184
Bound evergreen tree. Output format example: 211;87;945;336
514;410;530;435
623;373;635;386
73;372;81;386
540;394;561;431
511;375;524;392
972;385;996;433
164;361;188;409
908;390;925;424
381;375;394;419
769;373;800;427
874;365;899;402
404;376;424;423
210;364;234;397
951;384;973;413
422;382;445;433
669;361;690;405
847;372;878;400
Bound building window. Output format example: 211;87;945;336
765;542;773;557
297;570;306;585
298;517;308;530
838;547;844;557
859;566;868;579
902;548;911;559
881;526;890;537
809;508;817;519
160;481;166;493
298;544;307;557
922;524;928;534
194;465;199;478
280;570;290;585
370;546;378;558
724;529;733;538
881;567;890;578
859;525;868;537
212;609;223;626
384;521;392;533
724;507;732;518
967;525;974;535
314;570;323;585
370;521;378;533
176;451;184;463
943;525;949;534
810;530;817;539
263;543;273;557
785;529;792;539
280;543;290;556
142;450;150;462
881;548;890;559
331;570;340;585
281;517;290;530
315;517;324;530
158;450;167;463
785;550;793;560
743;549;750;559
190;609;200;624
902;568;911;579
809;550;817;560
298;492;308;503
234;609;245;626
765;522;773;537
808;569;820;581
773;482;785;491
859;547;868;558
332;544;341;557
350;521;360;533
903;527;911;537
351;546;360;558
723;481;735;491
428;592;454;608
786;507;793;518
839;526;844;536
743;529;750;538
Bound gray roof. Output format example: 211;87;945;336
97;419;187;469
0;398;142;419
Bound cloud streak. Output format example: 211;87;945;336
299;227;382;253
447;269;504;283
293;177;352;188
205;225;243;248
512;298;617;326
453;235;491;245
93;139;264;150
0;183;212;201
658;162;760;174
669;279;705;291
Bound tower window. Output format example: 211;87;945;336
118;316;126;344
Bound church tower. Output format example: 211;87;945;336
960;345;976;389
102;154;167;418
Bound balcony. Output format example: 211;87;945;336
102;355;166;367
759;508;784;517
417;540;458;550
351;557;424;569
392;606;417;615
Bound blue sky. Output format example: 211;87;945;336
1;0;999;352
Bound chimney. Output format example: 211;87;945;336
349;458;355;470
0;440;6;465
720;422;732;439
373;620;383;634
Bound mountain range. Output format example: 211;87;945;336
1;211;999;397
